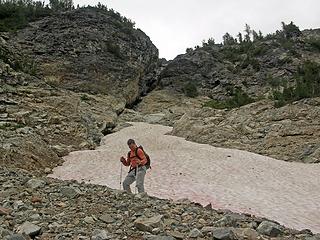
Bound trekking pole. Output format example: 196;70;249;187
119;162;123;190
135;165;138;194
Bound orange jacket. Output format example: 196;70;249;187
122;148;147;169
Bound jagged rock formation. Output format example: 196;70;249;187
0;7;159;172
1;167;318;239
8;7;159;106
159;28;320;100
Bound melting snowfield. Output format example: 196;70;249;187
50;122;320;233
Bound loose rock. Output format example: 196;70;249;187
189;228;203;238
257;221;283;237
134;215;164;232
60;186;81;198
212;227;236;240
26;179;46;189
17;221;41;237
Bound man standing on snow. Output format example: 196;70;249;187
120;139;148;193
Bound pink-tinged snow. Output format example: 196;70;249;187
49;122;320;233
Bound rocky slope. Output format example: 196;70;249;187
1;167;319;240
171;97;320;163
0;7;159;172
142;25;320;163
159;28;320;100
8;7;159;106
116;89;206;127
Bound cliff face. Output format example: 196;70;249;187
159;29;320;100
0;7;160;172
8;7;159;106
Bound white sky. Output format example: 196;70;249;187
75;0;320;59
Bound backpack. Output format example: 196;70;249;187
127;146;151;170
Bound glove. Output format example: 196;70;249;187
120;156;125;162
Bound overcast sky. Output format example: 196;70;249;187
75;0;320;59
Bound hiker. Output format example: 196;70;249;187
120;139;148;193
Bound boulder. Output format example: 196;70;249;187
169;230;185;239
91;229;112;240
143;235;175;240
4;234;27;240
26;179;46;189
0;227;12;237
134;214;164;232
60;186;82;198
257;221;283;237
212;227;236;240
233;228;259;239
13;200;26;210
215;214;244;227
17;221;41;237
0;207;11;216
201;226;215;233
99;214;116;224
84;216;95;224
305;235;320;240
189;228;203;238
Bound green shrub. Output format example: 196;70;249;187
0;0;52;32
186;48;193;54
281;21;301;39
223;32;237;45
241;56;260;71
267;75;282;88
13;56;37;75
0;122;24;130
80;94;90;101
0;1;135;33
0;46;37;74
221;47;242;63
278;56;292;65
203;99;229;109
296;61;320;98
272;61;320;107
0;123;11;130
306;38;320;52
203;88;254;109
183;82;198;98
49;0;74;11
279;38;294;50
239;41;254;53
251;45;268;56
229;88;254;107
106;41;121;58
